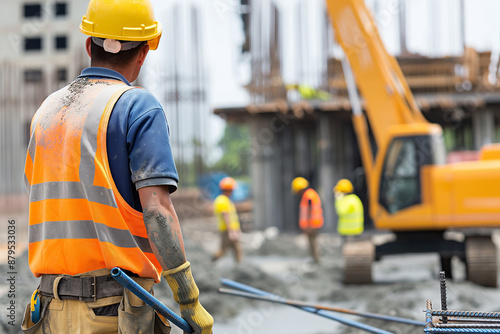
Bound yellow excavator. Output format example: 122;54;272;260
325;0;500;286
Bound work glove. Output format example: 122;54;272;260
163;261;214;334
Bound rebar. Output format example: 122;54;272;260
440;271;448;323
431;311;500;319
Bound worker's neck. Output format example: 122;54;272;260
91;61;136;83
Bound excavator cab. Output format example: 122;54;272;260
369;124;446;231
379;132;446;215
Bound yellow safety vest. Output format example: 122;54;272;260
336;194;364;236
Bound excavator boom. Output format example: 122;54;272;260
326;0;427;147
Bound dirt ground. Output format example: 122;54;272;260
3;208;500;334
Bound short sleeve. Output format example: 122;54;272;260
125;90;179;192
214;196;230;214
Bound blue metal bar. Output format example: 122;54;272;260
219;287;424;326
220;278;395;334
111;267;193;333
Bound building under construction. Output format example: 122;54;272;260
215;0;500;233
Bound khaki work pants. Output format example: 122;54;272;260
213;230;243;263
21;270;171;334
306;229;321;263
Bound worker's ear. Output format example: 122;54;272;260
137;43;150;66
85;37;92;58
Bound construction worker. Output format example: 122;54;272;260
285;83;332;101
22;0;213;333
334;179;364;241
291;177;324;263
212;177;243;263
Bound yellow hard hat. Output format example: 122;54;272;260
334;179;353;194
291;177;309;193
80;0;162;50
219;177;237;191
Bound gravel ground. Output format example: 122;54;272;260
2;215;500;334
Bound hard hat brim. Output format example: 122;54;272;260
80;20;162;50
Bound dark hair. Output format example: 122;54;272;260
90;39;146;67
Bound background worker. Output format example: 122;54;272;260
22;0;213;333
291;177;324;263
212;177;243;263
334;179;364;243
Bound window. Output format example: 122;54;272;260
378;136;435;214
24;37;42;51
24;69;43;83
56;68;67;82
23;4;42;18
54;2;67;17
55;36;67;50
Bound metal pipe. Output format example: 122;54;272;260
219;288;425;326
111;267;193;333
220;278;395;334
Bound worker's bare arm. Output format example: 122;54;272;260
138;185;186;270
222;212;231;230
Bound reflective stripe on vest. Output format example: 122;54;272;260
24;78;162;282
336;194;364;236
299;188;324;230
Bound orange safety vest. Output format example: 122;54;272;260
299;188;324;230
24;78;163;282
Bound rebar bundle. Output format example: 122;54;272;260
425;273;500;333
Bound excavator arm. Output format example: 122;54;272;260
326;0;427;143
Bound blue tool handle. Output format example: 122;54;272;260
111;267;193;333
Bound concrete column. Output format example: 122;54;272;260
249;115;282;231
294;124;311;178
473;109;495;150
343;120;356;175
330;118;345;232
318;114;335;232
249;117;267;230
280;124;297;231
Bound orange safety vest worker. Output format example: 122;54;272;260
336;194;364;236
299;188;324;230
24;78;163;282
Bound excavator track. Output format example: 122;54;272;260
465;236;498;287
342;240;374;284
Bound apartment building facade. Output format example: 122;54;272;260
0;0;88;195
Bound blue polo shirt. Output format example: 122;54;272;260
78;67;178;212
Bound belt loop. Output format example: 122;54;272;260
53;276;63;301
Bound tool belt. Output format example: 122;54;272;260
39;274;124;302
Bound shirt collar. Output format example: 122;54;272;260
78;67;132;86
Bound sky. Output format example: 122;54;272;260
147;0;500;105
142;0;500;159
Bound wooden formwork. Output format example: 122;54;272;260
327;48;498;96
